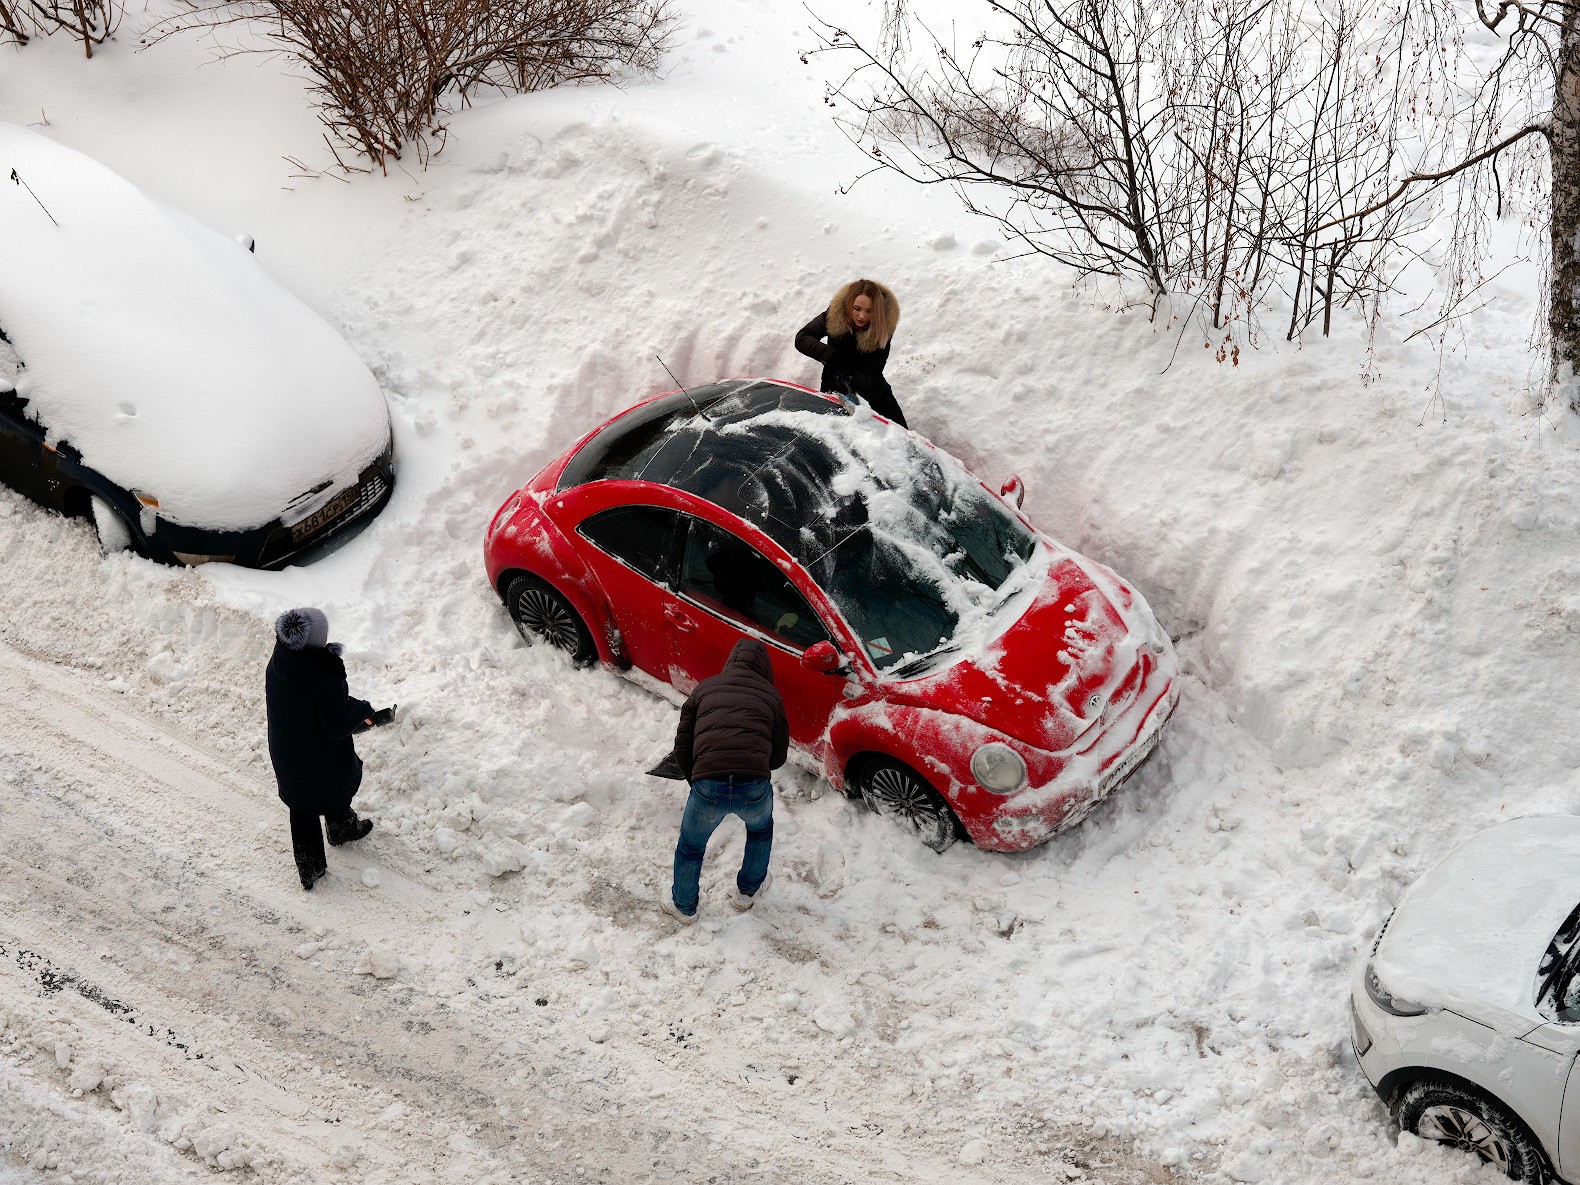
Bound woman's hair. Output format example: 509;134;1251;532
842;278;893;351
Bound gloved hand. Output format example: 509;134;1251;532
370;705;397;728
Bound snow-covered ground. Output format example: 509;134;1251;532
3;2;1580;1183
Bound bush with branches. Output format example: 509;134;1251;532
809;0;1555;376
0;0;121;56
157;0;675;171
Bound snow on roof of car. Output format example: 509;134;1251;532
1374;815;1580;1023
561;379;1045;671
0;124;389;530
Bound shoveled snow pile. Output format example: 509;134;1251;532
0;122;390;529
1;2;1580;1185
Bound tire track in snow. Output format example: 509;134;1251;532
0;641;1087;1185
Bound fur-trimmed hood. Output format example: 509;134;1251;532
827;279;900;352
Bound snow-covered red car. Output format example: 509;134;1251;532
483;378;1179;852
0;123;393;568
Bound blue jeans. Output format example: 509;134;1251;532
671;776;773;915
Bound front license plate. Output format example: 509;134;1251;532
1098;724;1163;797
291;484;360;541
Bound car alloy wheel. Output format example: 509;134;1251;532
1398;1081;1550;1182
858;759;962;853
505;574;595;666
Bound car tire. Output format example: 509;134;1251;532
90;496;134;555
504;574;596;667
1397;1080;1551;1183
855;758;963;853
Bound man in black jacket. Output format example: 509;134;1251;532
663;638;790;922
266;608;394;890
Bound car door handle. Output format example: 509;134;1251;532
666;607;697;632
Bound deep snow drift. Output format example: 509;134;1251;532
3;1;1580;1183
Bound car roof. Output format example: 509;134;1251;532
0;124;389;530
1375;815;1580;1024
560;379;923;577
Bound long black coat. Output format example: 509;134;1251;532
265;642;374;813
674;638;790;783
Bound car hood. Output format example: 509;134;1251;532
887;549;1172;754
1373;815;1580;1030
0;124;389;530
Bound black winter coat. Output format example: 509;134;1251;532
674;638;790;783
265;641;374;812
795;309;893;401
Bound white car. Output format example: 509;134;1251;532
1352;815;1580;1182
0;123;393;568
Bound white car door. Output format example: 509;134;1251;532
1519;1023;1580;1179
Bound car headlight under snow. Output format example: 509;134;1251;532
1364;963;1427;1017
971;743;1027;795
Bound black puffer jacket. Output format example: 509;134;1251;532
265;642;374;812
793;280;906;427
674;638;790;782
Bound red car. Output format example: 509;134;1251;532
483;379;1179;852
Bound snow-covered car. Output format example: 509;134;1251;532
1352;815;1580;1182
0;124;393;568
483;377;1179;852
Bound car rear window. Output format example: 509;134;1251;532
557;381;843;492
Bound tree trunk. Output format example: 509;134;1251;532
1550;4;1580;410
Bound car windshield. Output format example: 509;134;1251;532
1536;900;1580;1023
560;380;1039;672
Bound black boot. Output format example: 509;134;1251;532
300;865;327;891
327;813;373;846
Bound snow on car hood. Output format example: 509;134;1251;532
1374;815;1580;1026
0;124;389;530
892;548;1169;754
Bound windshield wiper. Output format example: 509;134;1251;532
890;643;962;679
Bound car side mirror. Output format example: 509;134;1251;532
1000;474;1025;509
800;640;846;674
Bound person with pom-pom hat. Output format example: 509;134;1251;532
265;607;394;890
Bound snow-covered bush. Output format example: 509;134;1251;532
161;0;675;171
0;0;120;56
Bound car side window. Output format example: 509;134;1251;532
677;516;829;650
577;505;681;584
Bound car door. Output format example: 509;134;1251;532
1525;1022;1580;1180
0;389;47;505
572;504;683;680
663;513;846;755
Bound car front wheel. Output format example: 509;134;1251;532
1397;1080;1550;1182
90;496;134;555
856;758;962;853
504;574;596;667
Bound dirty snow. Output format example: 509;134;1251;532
2;1;1580;1183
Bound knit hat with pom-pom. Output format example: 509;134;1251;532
275;607;330;651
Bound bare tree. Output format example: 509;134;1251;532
153;0;675;171
811;0;1572;400
0;0;121;56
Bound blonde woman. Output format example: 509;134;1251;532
794;278;905;427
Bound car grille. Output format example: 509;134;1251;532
290;470;388;544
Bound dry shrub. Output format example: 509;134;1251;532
158;0;675;171
0;0;121;56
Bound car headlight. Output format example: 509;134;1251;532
1364;963;1427;1017
971;743;1027;795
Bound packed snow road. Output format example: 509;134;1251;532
0;632;1163;1185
